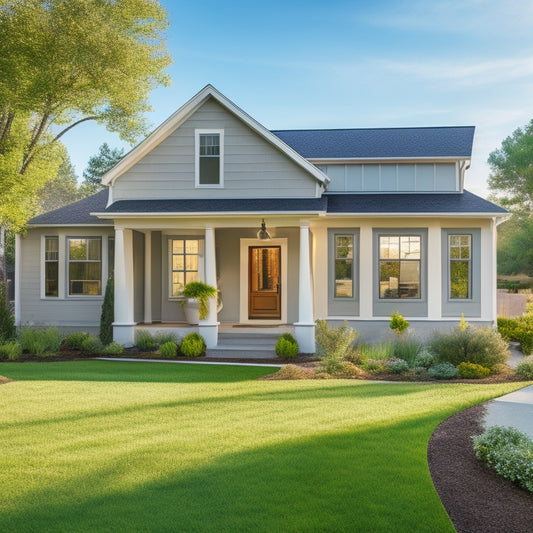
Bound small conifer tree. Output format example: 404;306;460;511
99;277;114;345
0;282;15;341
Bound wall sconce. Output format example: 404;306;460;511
257;219;271;240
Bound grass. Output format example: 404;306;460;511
0;361;527;532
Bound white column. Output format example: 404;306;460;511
198;226;218;348
144;231;152;324
480;221;494;321
359;225;373;319
294;222;316;353
14;233;21;327
427;222;442;320
113;227;135;346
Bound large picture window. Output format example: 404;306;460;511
170;239;200;297
45;236;59;297
196;130;223;187
379;235;421;299
68;237;102;296
449;234;471;299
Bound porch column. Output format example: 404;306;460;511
294;222;316;353
198;226;218;348
113;227;135;346
144;231;152;324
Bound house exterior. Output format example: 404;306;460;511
17;85;508;352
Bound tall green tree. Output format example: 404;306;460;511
0;0;171;230
80;143;125;196
488;120;533;276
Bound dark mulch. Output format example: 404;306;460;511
428;403;533;533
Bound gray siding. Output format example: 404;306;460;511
19;227;114;329
321;163;457;192
113;98;318;200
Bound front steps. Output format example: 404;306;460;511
206;331;281;359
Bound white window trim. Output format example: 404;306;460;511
167;237;205;300
195;128;224;188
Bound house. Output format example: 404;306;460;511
16;85;508;352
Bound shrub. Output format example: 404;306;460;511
472;426;533;492
275;333;299;358
154;332;179;346
428;362;458;380
457;362;491;379
180;332;205;357
0;341;22;361
315;320;358;362
20;327;63;356
135;330;157;351
362;359;385;374
102;341;124;356
334;361;363;377
514;325;533;356
429;326;509;370
81;335;105;354
269;364;314;380
393;335;421;366
389;311;409;336
497;316;533;355
384;357;410;374
516;356;533;380
63;332;90;350
497;317;518;341
99;276;114;345
159;341;178;359
414;348;436;369
343;345;365;365
0;281;15;342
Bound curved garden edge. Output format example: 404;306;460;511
427;401;533;533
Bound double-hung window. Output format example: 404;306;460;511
44;236;59;297
448;234;471;299
170;239;200;297
379;235;421;299
68;237;102;296
334;235;354;298
196;129;223;187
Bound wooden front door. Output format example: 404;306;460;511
248;246;281;319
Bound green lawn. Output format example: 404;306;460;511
0;361;526;532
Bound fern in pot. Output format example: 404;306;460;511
181;281;217;324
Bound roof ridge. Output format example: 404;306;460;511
271;126;475;133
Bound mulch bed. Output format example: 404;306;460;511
428;403;533;533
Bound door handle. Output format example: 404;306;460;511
276;283;280;294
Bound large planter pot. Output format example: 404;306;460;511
182;298;200;325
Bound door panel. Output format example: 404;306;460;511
248;246;281;319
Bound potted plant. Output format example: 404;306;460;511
181;281;217;324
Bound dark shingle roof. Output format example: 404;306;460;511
272;127;475;159
28;189;111;225
103;197;327;213
325;190;507;214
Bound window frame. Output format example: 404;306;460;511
195;129;224;188
67;236;103;297
168;238;204;299
44;236;59;297
448;233;472;300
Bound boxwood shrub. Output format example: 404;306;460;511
180;333;205;357
457;361;490;379
275;333;299;358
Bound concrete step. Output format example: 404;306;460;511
206;347;277;359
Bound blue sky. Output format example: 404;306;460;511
63;0;533;197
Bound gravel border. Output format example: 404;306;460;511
428;403;533;533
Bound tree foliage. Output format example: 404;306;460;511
81;143;124;196
0;0;171;229
488;120;533;217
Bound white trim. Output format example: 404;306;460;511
239;238;288;325
102;85;329;187
195;129;224;188
309;156;471;164
144;231;152;324
14;234;21;326
427;222;442;319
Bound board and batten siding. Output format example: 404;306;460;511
19;227;114;330
112;98;319;201
320;163;458;192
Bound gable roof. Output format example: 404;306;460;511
101;85;329;187
28;189;112;225
272;126;475;160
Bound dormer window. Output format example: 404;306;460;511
195;129;224;187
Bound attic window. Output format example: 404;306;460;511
196;129;224;187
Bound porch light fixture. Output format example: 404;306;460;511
258;219;271;240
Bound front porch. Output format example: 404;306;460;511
111;220;316;352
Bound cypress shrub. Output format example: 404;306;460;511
100;276;114;345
